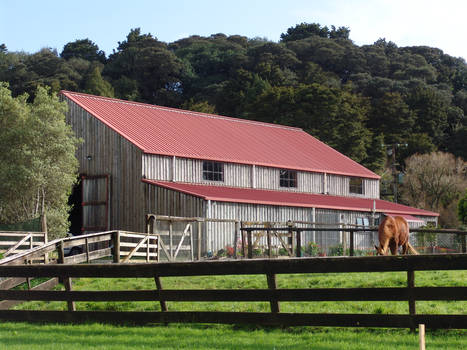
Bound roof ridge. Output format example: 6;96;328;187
61;90;304;132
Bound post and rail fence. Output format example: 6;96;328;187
0;254;466;329
0;230;159;310
146;214;467;260
240;226;467;259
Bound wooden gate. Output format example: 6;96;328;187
81;175;109;234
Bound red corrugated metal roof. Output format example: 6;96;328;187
61;91;379;179
383;213;425;222
144;180;439;217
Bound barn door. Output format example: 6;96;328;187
81;175;110;234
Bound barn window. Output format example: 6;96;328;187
203;161;224;182
280;169;297;188
349;177;364;194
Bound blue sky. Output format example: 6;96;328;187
1;0;466;60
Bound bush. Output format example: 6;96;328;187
328;244;344;256
305;242;321;256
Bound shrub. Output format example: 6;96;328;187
305;242;321;256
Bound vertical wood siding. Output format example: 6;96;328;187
327;175;379;199
66;100;146;232
142;155;250;187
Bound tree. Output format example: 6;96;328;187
368;92;415;144
458;189;467;226
245;84;372;164
401;152;466;227
60;39;106;63
105;28;185;106
280;23;350;42
0;84;80;238
84;65;114;97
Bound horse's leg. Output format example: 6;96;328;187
402;243;409;255
389;240;398;255
382;239;390;255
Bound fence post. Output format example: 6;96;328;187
408;269;416;331
296;229;301;257
241;224;247;258
461;234;466;254
58;240;75;311
85;238;90;263
419;324;426;350
247;229;253;259
198;220;202;260
113;231;120;263
64;277;76;311
267;227;272;258
154;276;168;312
58;241;65;264
287;221;294;256
41;214;49;264
234;221;240;259
267;273;280;313
169;220;173;260
189;224;194;262
349;229;355;256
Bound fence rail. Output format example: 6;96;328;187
147;215;467;259
0;231;48;260
240;226;467;259
0;231;159;310
0;254;466;329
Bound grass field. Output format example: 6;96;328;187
3;270;466;349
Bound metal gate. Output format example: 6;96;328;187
81;175;110;234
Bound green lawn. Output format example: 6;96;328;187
3;270;466;349
0;322;465;349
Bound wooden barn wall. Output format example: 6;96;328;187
143;155;382;199
142;154;250;187
254;166;323;193
208;202;379;253
146;184;437;255
145;184;205;218
66;100;146;232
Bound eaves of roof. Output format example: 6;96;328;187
143;180;439;217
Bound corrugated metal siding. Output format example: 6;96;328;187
143;154;172;180
147;181;439;256
327;175;379;199
66;100;146;232
364;179;380;199
143;154;251;187
255;166;323;193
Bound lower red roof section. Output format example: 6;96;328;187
384;213;425;222
143;180;438;217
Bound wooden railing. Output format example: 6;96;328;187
240;226;467;259
0;254;466;329
0;230;159;266
0;231;48;261
0;231;159;310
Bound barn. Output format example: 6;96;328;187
61;91;438;254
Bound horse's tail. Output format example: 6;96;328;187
407;242;419;255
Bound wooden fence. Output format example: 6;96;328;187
0;231;48;261
240;226;467;259
0;231;159;310
0;254;466;329
147;215;467;259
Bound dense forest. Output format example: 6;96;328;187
1;23;466;189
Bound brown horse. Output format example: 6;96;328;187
375;216;418;255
